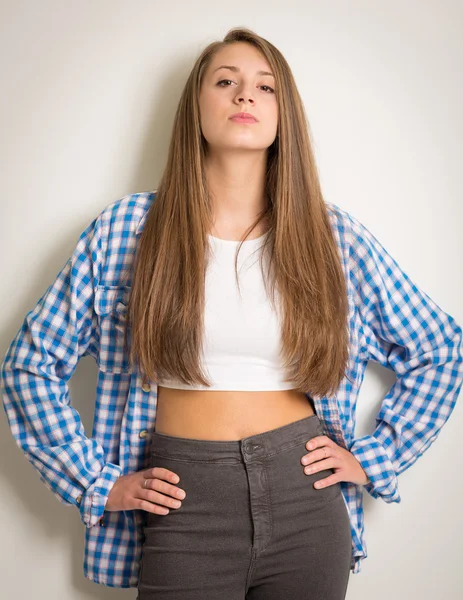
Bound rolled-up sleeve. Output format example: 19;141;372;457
346;213;463;503
1;214;122;526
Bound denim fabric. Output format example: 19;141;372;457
137;414;352;599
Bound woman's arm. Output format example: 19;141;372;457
346;210;463;503
1;213;122;526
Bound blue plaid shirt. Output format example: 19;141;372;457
2;191;462;587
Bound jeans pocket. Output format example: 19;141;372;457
144;453;191;528
267;440;341;510
305;465;342;504
302;427;341;503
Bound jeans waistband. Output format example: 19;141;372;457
150;414;323;462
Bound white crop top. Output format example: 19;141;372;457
158;230;299;391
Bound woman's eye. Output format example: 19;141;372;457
216;80;274;93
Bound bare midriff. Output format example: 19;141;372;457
154;386;316;441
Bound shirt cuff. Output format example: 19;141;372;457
77;462;122;527
349;434;401;503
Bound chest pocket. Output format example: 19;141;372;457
94;285;132;373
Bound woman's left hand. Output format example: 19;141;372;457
301;435;370;488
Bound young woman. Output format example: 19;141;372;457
2;28;462;600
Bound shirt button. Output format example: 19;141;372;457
139;429;148;439
141;382;151;392
76;495;82;504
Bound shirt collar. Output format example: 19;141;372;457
135;189;157;235
136;211;148;236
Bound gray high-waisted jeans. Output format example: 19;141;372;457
137;413;352;599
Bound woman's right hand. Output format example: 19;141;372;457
105;467;187;515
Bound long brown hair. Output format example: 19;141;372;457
125;27;350;398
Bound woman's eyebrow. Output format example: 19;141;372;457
212;65;275;78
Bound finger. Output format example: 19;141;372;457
136;498;171;515
303;457;334;474
140;488;183;510
151;477;186;500
306;435;332;451
147;467;180;483
305;436;322;451
301;445;333;466
313;473;339;489
301;451;317;466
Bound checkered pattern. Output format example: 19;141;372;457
2;191;462;587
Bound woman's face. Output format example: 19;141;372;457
199;42;279;154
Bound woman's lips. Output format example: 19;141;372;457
230;116;258;124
